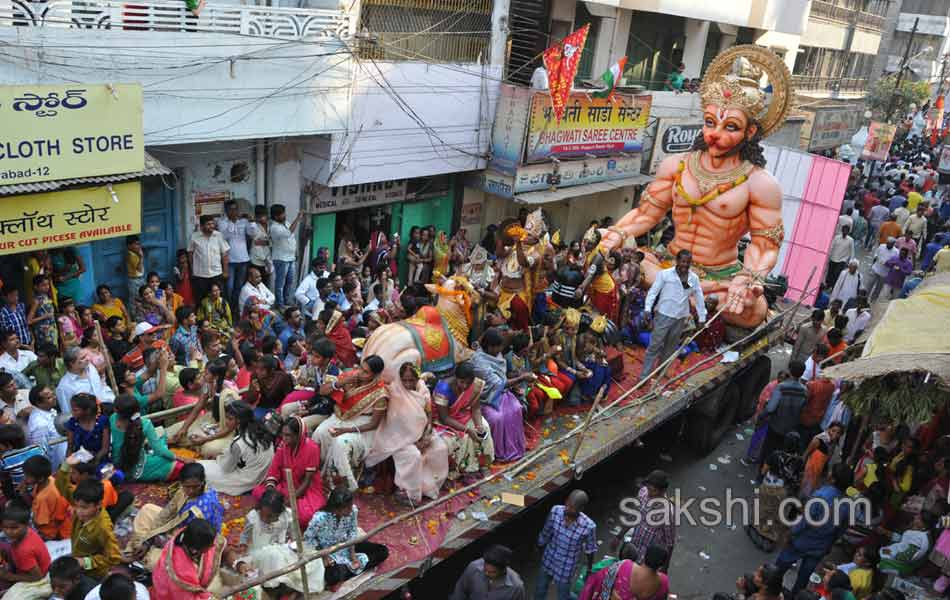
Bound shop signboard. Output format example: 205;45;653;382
489;84;533;175
467;171;515;198
861;121;897;161
525;93;652;163
0;182;141;256
514;154;643;193
805;106;863;151
310;179;407;213
0;84;143;186
938;146;950;174
649;118;702;174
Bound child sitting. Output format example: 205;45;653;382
235;488;324;598
55;457;133;525
835;545;880;600
21;345;64;391
0;501;53;600
64;393;110;467
49;556;98;600
21;456;71;541
69;479;120;579
878;510;938;576
25;386;64;470
848;446;888;497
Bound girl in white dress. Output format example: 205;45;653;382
237;489;325;597
199;401;274;496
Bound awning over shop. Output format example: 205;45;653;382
0;152;171;196
512;174;653;205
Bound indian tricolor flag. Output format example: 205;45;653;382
594;57;627;100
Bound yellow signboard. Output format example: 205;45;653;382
0;84;144;185
525;92;652;162
0;182;141;256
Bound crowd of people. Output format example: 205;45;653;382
0;130;948;600
0;190;715;600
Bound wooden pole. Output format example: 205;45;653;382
94;320;118;396
284;468;311;600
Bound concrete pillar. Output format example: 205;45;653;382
589;6;632;78
489;0;511;67
682;19;710;78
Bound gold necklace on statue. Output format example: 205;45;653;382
675;151;755;224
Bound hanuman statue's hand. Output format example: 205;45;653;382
725;274;764;315
598;228;624;251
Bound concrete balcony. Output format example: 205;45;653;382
0;0;353;145
809;0;886;31
0;0;348;40
792;74;870;98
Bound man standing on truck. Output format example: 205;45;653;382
758;359;808;466
639;250;705;381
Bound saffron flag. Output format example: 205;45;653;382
542;23;590;123
594;56;627;100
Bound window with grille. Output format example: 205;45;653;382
357;0;493;64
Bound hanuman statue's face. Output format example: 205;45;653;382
702;105;758;159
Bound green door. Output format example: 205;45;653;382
397;194;455;284
311;213;337;263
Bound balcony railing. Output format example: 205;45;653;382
792;74;870;95
810;0;886;31
0;0;349;41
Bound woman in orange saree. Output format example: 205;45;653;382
313;356;388;491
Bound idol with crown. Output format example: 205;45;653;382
600;45;793;328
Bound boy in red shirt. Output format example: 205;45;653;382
0;501;52;597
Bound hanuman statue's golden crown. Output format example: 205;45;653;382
699;57;766;120
697;45;794;137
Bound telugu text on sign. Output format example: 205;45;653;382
0;84;144;186
0;182;142;255
525;92;652;163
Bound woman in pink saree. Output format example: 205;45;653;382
152;519;226;600
365;363;449;504
252;416;325;528
580;544;669;600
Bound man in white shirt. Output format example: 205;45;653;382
269;203;303;308
247;204;272;287
830;259;862;308
826;225;855;288
216;200;251;312
188;214;229;304
837;208;853;235
0;330;37;382
55;346;115;414
893;200;910;228
294;258;331;319
238;265;275;313
866;237;899;302
844;299;872;343
640;249;706;380
903;204;929;257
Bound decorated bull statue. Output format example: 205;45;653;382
363;276;480;383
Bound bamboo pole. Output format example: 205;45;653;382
284;469;311;600
93;320;118;396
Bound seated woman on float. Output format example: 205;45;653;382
313;355;388;491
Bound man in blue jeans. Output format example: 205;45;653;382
536;489;596;600
269;203;303;308
774;463;854;594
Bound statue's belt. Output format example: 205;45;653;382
657;250;742;281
